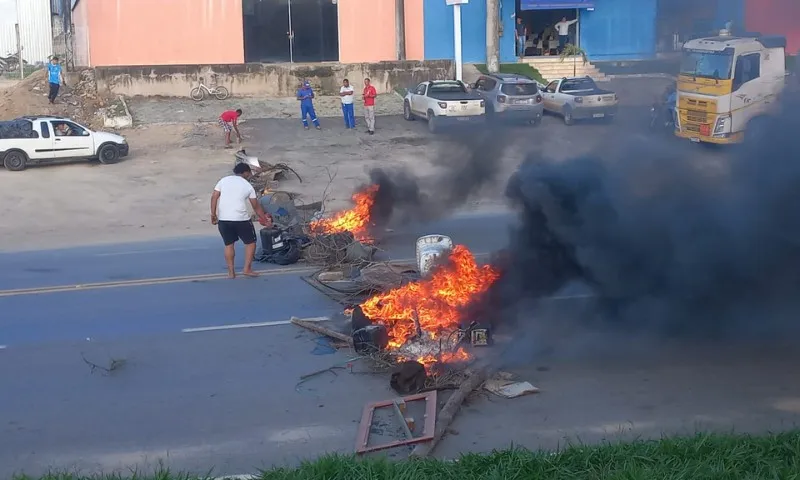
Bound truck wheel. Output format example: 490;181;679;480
563;106;574;126
428;111;439;133
403;101;414;121
98;144;121;164
3;150;27;171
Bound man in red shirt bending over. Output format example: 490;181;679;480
362;78;377;135
219;108;243;148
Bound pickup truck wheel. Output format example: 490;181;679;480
98;144;121;164
403;101;414;121
427;111;439;133
563;106;574;126
3;150;27;171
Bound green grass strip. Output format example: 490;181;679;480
15;431;800;480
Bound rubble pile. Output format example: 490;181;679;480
0;68;110;128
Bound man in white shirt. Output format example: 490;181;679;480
210;163;272;278
340;78;356;129
555;16;578;53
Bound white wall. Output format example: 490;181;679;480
0;0;53;64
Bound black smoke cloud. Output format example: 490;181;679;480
358;128;512;230
482;89;800;340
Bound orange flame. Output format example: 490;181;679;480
310;185;379;241
359;245;499;364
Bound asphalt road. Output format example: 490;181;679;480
0;212;517;477
1;126;796;478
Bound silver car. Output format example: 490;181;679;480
470;74;544;125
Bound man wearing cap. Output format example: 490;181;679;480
297;80;321;130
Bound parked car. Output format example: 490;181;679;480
471;73;543;125
403;80;485;133
540;77;618;125
0;116;129;171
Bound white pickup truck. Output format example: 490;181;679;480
0;116;129;171
403;80;485;133
540;77;618;125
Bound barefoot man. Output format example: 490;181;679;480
219;108;243;148
211;163;272;278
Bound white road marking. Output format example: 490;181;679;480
182;316;330;333
546;294;595;301
94;247;214;257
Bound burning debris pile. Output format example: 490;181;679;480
350;245;499;370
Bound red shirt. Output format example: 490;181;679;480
220;110;239;123
363;85;377;107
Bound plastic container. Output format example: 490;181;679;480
416;235;453;277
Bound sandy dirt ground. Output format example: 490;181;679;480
0;78;674;252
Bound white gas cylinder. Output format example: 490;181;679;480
416;235;454;277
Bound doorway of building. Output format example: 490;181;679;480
243;0;339;63
515;2;580;57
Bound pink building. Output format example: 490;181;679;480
71;0;424;67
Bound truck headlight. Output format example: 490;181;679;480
713;114;730;135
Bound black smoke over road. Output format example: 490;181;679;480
481;91;800;341
360;129;512;231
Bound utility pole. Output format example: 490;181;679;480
395;0;406;60
15;23;23;80
486;0;499;73
447;0;466;81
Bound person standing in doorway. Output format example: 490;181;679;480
362;78;377;135
515;17;527;59
219;108;243;148
554;16;578;53
210;163;272;279
47;56;65;104
297;81;321;130
340;78;356;129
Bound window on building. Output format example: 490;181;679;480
733;53;760;90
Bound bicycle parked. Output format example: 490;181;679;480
190;79;229;101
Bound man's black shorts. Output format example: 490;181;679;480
218;220;257;246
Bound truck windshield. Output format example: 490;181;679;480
680;50;733;80
429;82;467;94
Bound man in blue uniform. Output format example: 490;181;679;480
47;56;65;104
297;81;321;130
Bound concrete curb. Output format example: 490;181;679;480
103;94;134;129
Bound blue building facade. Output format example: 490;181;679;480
423;0;517;64
423;0;663;64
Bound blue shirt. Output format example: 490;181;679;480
297;86;314;107
48;63;62;84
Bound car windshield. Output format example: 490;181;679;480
501;83;538;96
560;78;596;92
680;50;733;80
428;82;467;94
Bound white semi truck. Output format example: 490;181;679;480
675;30;788;144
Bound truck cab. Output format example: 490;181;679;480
0;116;128;171
675;31;787;144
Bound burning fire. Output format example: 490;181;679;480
310;185;379;241
359;245;499;367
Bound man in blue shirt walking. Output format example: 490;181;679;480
297;81;321;130
47;56;65;104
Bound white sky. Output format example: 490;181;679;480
0;0;17;26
